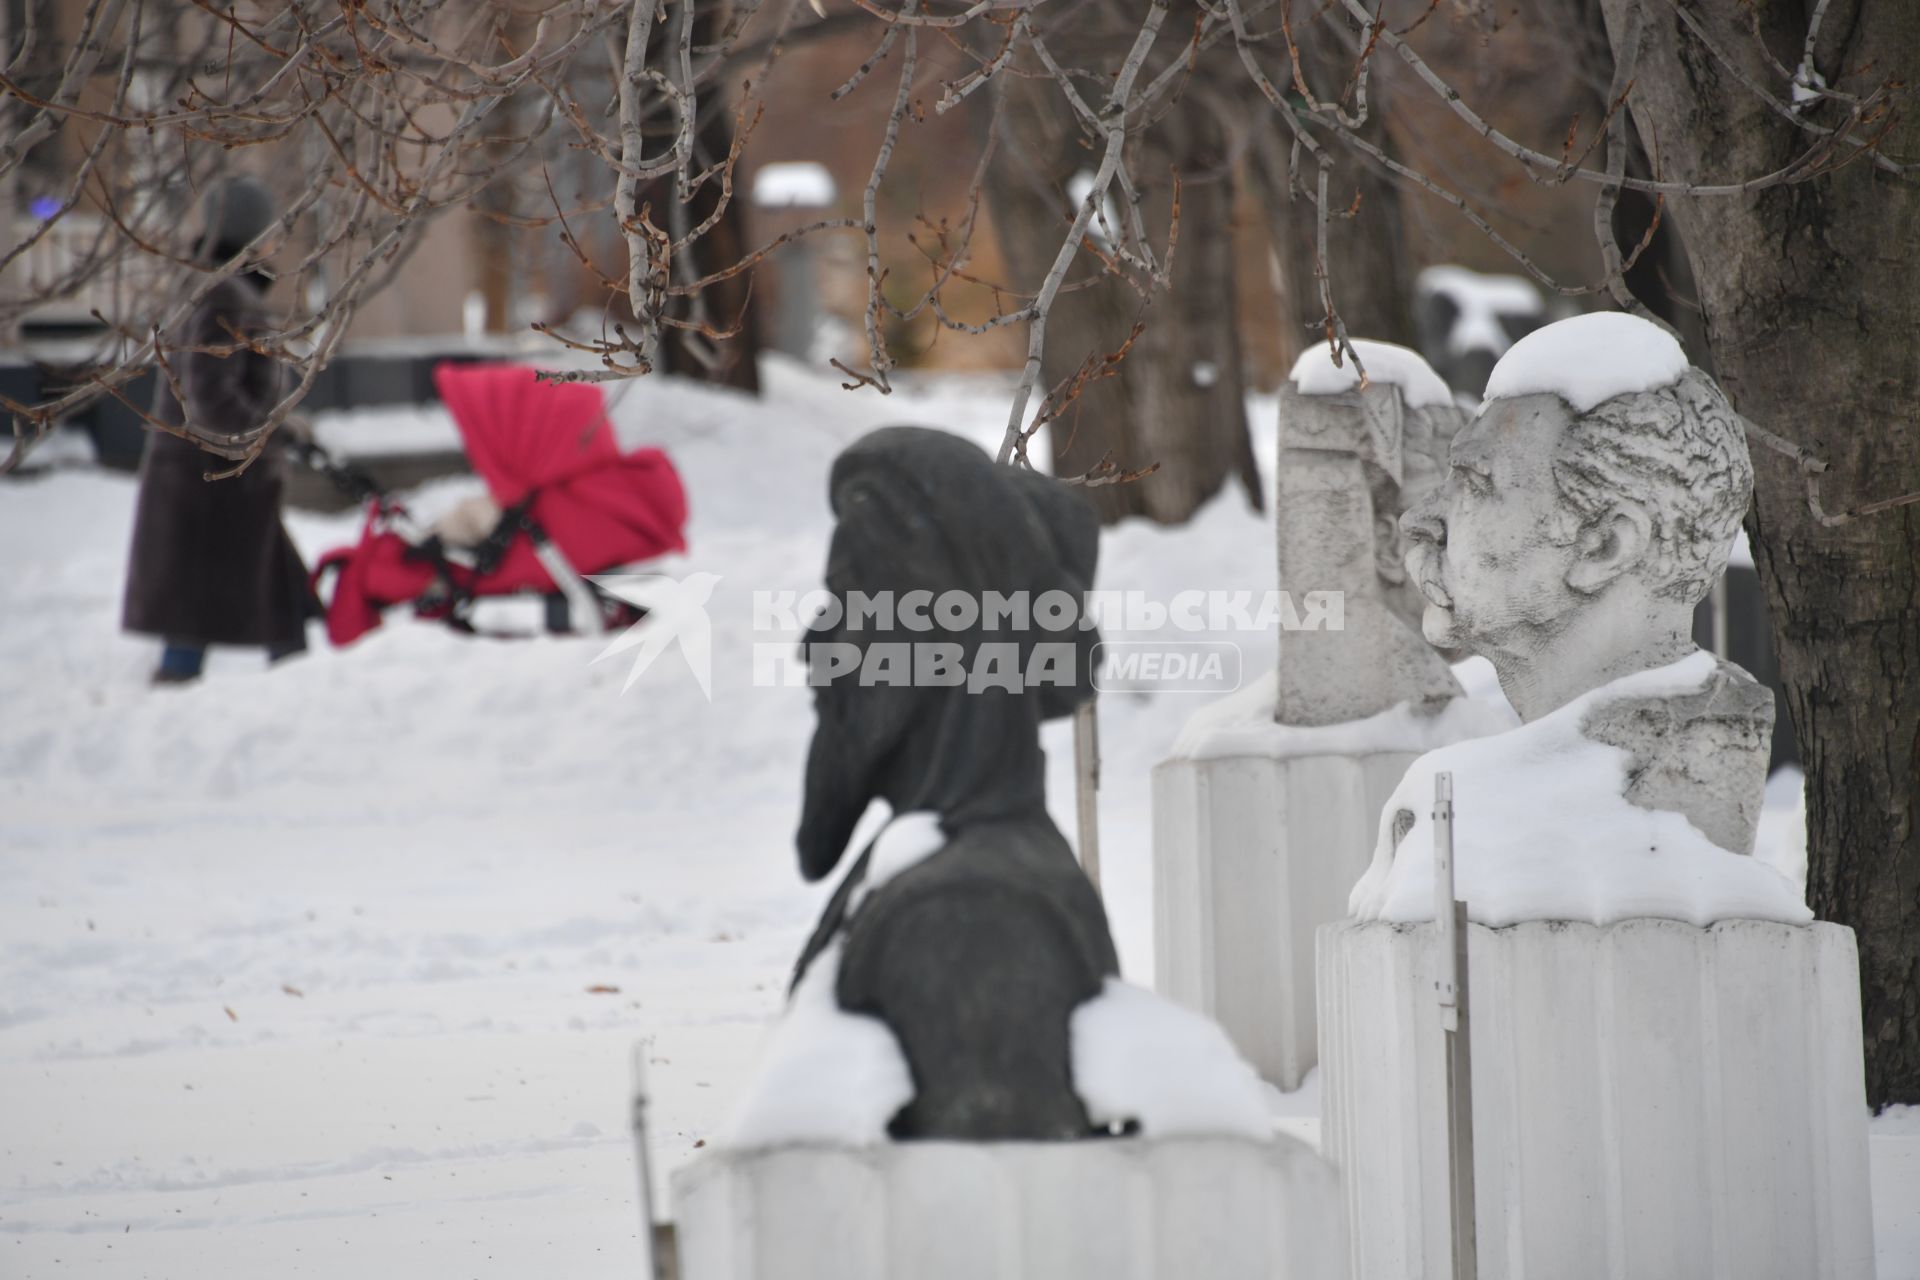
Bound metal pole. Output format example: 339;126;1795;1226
1073;699;1101;892
1434;772;1477;1280
1711;575;1731;660
630;1043;672;1280
529;529;606;637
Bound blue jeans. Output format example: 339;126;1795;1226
157;643;206;680
160;637;306;679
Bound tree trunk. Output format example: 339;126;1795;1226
639;8;761;394
1599;0;1920;1107
1290;151;1418;352
1244;7;1420;364
651;98;760;394
987;71;1261;524
1249;111;1419;359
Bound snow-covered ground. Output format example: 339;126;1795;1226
2;358;1912;1277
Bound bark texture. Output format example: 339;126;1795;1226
1598;0;1920;1106
631;8;761;394
1267;142;1418;355
987;60;1261;525
1246;15;1419;357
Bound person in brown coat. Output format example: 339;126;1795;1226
121;177;314;683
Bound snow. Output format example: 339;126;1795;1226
1792;63;1829;107
1417;265;1542;359
751;162;837;209
1348;651;1814;928
1288;338;1454;409
1729;526;1756;570
1069;979;1272;1139
5;356;1916;1278
1066;170;1125;248
1166;658;1517;761
311;402;461;457
844;811;945;916
11;425;97;469
1756;765;1809;896
1482;310;1690;412
720;943;914;1149
730;920;1278;1150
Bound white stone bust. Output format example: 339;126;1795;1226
1275;340;1465;726
1399;312;1772;855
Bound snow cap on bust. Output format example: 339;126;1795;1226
1288;338;1454;409
1483;311;1689;413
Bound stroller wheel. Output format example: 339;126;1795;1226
540;590;646;635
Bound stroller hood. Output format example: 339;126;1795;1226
434;362;618;506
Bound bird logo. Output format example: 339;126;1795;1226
589;572;722;699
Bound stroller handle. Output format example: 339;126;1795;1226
291;438;389;509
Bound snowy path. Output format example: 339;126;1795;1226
2;361;1912;1277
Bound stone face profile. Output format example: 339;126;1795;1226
1398;311;1772;857
790;426;1118;1140
1275;340;1466;726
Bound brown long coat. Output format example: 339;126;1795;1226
121;276;312;648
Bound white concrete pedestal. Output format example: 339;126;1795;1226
670;1135;1348;1280
1153;750;1417;1090
1317;918;1875;1279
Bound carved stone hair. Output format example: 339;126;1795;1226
1547;366;1752;604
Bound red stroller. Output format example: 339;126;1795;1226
310;363;688;646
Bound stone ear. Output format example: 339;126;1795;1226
1567;503;1653;594
1373;508;1407;584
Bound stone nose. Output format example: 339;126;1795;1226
1400;501;1445;548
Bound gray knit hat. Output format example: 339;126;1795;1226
196;175;275;260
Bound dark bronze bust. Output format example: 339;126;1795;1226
791;426;1118;1140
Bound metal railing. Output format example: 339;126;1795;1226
3;213;161;328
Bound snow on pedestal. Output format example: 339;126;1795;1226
1152;668;1512;1090
670;1134;1348;1280
691;970;1345;1279
1317;918;1875;1280
1318;659;1872;1279
1349;654;1809;930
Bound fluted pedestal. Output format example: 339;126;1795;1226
671;1135;1347;1280
1317;918;1875;1280
1153;751;1417;1089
